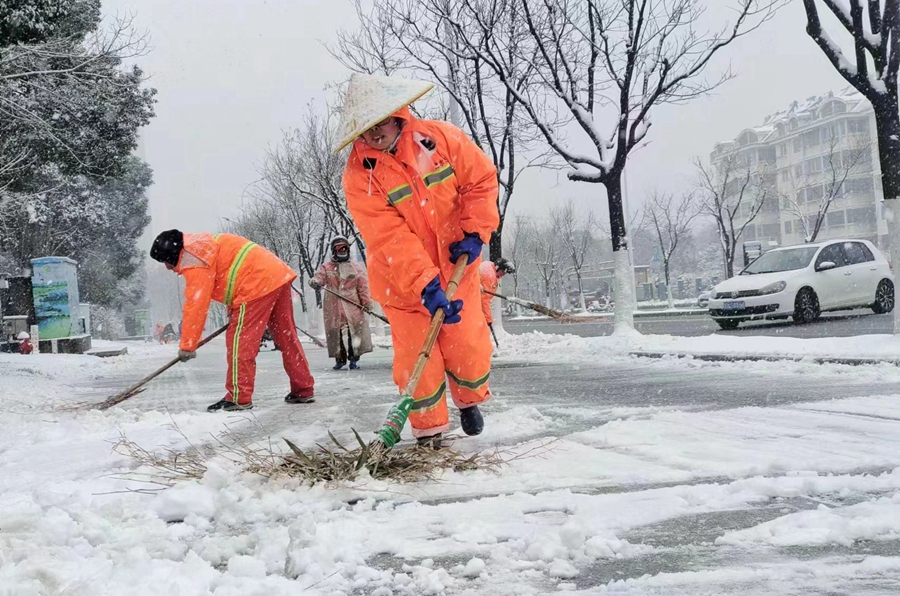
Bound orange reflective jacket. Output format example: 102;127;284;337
174;233;296;350
343;108;499;310
479;261;499;324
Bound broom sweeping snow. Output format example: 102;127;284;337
371;254;469;452
482;289;587;323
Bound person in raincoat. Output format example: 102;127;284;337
150;230;316;412
335;73;499;447
479;258;515;331
309;237;374;370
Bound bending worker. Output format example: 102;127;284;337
479;257;516;333
309;236;374;370
335;73;499;448
150;230;315;412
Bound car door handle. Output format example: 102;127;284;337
870;267;878;270
844;271;852;275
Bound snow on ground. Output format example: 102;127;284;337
4;333;900;594
499;327;900;362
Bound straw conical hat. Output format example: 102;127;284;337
333;73;434;153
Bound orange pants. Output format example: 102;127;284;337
385;268;492;438
225;283;315;405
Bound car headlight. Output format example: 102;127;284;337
759;281;786;295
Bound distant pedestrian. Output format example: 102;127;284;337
479;258;515;333
309;237;373;370
162;322;176;344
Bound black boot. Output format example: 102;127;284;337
459;405;484;436
223;401;253;411
349;360;359;370
207;399;229;412
333;360;345;370
208;399;253;412
416;433;443;450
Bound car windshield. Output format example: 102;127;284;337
741;246;819;274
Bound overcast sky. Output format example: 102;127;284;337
104;0;849;246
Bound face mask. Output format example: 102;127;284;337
333;245;350;261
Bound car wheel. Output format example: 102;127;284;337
716;319;740;330
793;288;820;324
873;279;895;314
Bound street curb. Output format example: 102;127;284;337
87;347;129;358
505;309;709;323
630;351;900;367
634;309;708;318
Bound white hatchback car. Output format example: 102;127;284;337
708;239;894;330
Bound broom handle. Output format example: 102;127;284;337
483;288;570;320
292;282;390;326
402;255;469;397
322;287;390;324
295;325;326;348
96;324;228;410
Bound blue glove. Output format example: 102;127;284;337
421;277;463;324
449;232;483;265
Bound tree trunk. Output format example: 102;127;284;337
724;242;735;279
576;270;587;311
664;261;674;310
873;100;900;335
605;171;635;330
490;227;503;262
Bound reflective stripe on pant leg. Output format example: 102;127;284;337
411;380;446;412
229;303;247;404
268;283;315;395
445;369;490;391
385;305;450;438
440;267;493;409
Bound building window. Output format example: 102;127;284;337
760;223;781;238
793;137;802;152
846;206;877;226
843;147;872;170
743;225;757;240
784;220;793;234
845;177;875;195
847;117;870;135
827;210;846;228
802;129;820;148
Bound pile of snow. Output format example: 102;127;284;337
497;329;900;362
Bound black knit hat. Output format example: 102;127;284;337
150;229;184;267
495;257;515;274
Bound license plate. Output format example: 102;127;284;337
723;301;745;310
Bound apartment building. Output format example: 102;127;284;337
709;88;885;251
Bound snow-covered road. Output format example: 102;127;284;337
4;332;900;594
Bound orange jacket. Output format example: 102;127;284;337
343;108;499;311
174;233;296;350
479;261;499;324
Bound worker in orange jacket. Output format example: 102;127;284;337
336;73;500;447
479;258;516;329
150;230;315;412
